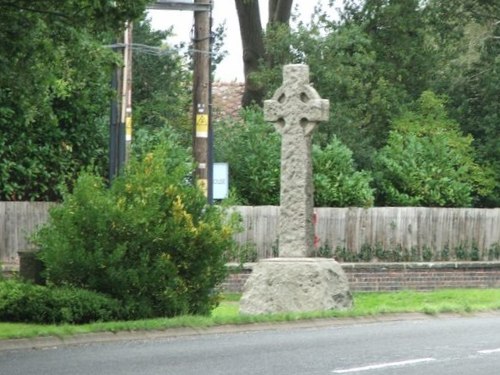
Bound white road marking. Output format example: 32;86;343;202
332;358;436;374
478;348;500;355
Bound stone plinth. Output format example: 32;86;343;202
239;258;352;315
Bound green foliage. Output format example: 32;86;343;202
0;1;150;33
258;19;399;168
227;243;259;264
35;139;236;319
0;34;113;200
4;290;500;340
0;1;151;200
214;108;281;205
0;279;123;324
446;21;500;206
132;18;192;146
374;91;494;207
0;0;162;201
343;0;436;98
330;241;499;263
215;109;374;207
248;0;498;208
313;137;374;207
488;244;500;261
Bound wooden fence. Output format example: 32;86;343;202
1;203;499;264
232;206;500;260
0;202;53;264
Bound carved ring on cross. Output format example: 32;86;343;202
264;65;329;136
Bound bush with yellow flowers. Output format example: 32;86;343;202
35;139;237;319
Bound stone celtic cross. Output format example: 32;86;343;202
264;64;329;258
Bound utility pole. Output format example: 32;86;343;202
192;0;213;202
122;21;133;163
109;22;133;182
111;1;213;192
109;41;125;181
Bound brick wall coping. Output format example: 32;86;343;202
226;261;500;272
341;261;500;270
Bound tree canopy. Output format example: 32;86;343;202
1;0;498;207
225;0;499;207
0;1;158;200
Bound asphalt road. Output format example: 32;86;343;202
1;314;500;375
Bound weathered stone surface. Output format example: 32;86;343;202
264;65;329;258
239;258;353;315
240;64;352;315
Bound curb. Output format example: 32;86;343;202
2;312;499;352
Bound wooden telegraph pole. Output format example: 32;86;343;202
192;0;213;202
109;21;133;181
112;1;214;198
122;21;133;163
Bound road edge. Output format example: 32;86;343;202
2;312;500;352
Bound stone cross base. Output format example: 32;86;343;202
239;258;353;315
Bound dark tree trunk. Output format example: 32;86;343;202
268;0;293;25
235;0;293;107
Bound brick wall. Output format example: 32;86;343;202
221;262;500;293
222;264;254;293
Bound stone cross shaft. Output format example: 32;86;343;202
264;64;329;257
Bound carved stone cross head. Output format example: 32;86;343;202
264;64;329;136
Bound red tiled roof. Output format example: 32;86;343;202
211;81;244;121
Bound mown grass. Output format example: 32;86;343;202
1;289;499;340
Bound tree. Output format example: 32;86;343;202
341;0;435;98
374;91;494;207
423;0;500;206
290;20;404;168
235;0;293;106
1;0;149;27
0;21;115;200
0;0;150;200
132;18;192;145
451;24;500;206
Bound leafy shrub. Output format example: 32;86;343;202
374;91;494;207
331;242;494;263
0;279;123;324
34;138;237;319
215;109;375;208
214;108;281;205
313;137;374;207
228;243;259;264
488;244;500;261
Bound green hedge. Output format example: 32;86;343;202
0;279;123;324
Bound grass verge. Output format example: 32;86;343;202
1;289;499;340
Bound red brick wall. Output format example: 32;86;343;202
222;262;500;293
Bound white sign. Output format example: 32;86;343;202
213;163;228;200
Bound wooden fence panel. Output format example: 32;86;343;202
1;203;499;263
231;206;279;258
232;207;500;259
0;202;53;264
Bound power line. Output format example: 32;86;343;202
103;42;216;56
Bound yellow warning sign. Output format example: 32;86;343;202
125;116;132;141
196;114;208;137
